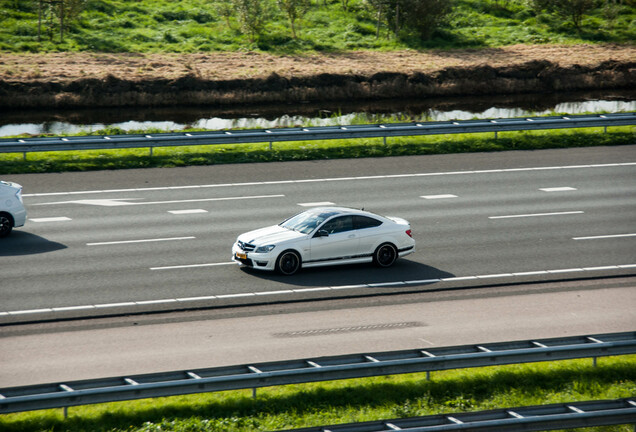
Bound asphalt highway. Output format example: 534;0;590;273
0;145;635;387
1;145;635;322
0;277;634;386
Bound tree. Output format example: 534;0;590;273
366;0;390;38
367;0;452;40
36;0;85;42
232;0;268;41
277;0;310;38
214;1;234;29
532;0;597;30
402;0;451;39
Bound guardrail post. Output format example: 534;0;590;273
253;387;257;398
63;406;68;419
269;141;273;150
149;146;153;157
23;152;27;161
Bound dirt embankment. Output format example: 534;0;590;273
0;44;634;109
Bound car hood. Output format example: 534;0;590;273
238;224;307;246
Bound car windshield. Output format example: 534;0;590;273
280;210;339;234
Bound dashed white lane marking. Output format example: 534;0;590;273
34;194;285;206
23;162;636;198
421;194;458;199
3;263;634;317
489;211;584;219
574;233;636;240
168;209;208;215
29;217;72;223
540;187;577;192
298;202;335;207
87;237;196;246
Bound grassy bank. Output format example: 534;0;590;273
2;0;634;53
1;126;633;175
1;356;634;432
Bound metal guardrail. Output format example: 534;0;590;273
0;331;634;414
0;112;634;155
281;399;636;432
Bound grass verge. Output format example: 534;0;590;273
2;0;634;53
1;356;634;432
1;127;634;175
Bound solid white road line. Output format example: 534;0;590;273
573;233;636;240
35;194;285;206
489;211;584;219
4;263;634;317
150;262;235;270
23;162;636;198
87;236;196;246
29;217;72;222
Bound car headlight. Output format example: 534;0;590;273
255;245;276;253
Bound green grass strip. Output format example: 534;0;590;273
1;127;634;175
1;356;634;432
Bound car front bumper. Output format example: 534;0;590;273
231;242;277;271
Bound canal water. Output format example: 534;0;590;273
1;90;634;137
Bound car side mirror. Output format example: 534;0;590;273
314;229;329;238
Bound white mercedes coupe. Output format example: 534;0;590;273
232;207;415;275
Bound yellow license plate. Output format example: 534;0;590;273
236;253;247;260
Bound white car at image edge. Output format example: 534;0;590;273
0;181;26;238
232;207;415;275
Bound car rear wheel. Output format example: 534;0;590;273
0;213;14;238
373;243;397;268
275;250;301;275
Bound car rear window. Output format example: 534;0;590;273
354;215;383;229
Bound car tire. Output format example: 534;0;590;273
0;213;14;238
373;243;397;268
275;250;301;275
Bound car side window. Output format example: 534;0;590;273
321;216;354;234
354;215;383;229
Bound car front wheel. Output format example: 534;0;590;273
275;250;301;275
0;213;14;238
373;243;397;268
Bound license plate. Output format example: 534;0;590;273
236;252;247;260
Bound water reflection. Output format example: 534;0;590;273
1;91;634;137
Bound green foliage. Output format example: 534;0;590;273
277;0;310;38
232;0;269;42
0;0;633;53
532;0;597;30
1;356;634;431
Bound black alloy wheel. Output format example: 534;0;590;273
276;250;301;275
374;243;397;267
0;213;13;238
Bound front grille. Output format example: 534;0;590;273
238;240;255;252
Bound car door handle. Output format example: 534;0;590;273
348;234;356;238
